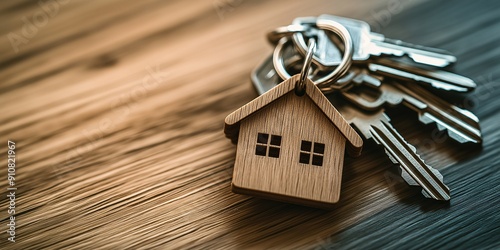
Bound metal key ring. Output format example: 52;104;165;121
292;16;339;71
273;38;300;81
273;19;353;89
296;39;316;94
273;38;353;93
293;17;356;76
267;24;310;45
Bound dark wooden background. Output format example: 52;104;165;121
0;0;498;249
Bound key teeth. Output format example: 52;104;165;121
419;114;482;144
407;143;418;154
436;123;446;131
448;131;472;144
386;151;399;165
401;166;443;187
419;113;435;125
422;190;432;199
457;108;480;122
403;168;450;201
378;125;450;200
376;122;425;163
431;167;444;182
381;129;427;185
401;169;418;186
423;189;450;201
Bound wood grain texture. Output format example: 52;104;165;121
0;0;498;249
225;75;363;155
228;75;358;208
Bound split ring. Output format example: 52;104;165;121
296;39;316;94
273;19;353;89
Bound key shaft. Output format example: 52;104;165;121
290;15;456;68
251;55;451;201
369;36;457;67
338;105;450;200
368;59;476;92
342;81;482;144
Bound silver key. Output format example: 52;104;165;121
252;52;381;94
272;38;380;92
341;79;482;144
267;24;310;45
252;41;314;93
368;58;477;92
251;51;480;145
332;101;451;201
251;55;281;95
292;15;457;68
251;55;282;95
278;17;477;92
250;56;450;200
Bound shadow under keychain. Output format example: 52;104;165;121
223;20;363;209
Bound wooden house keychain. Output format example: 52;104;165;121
224;20;363;209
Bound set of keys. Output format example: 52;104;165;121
250;15;482;201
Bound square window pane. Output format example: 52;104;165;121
255;145;267;156
257;133;269;144
301;140;312;151
314;143;325;154
268;147;280;158
270;135;282;146
299;152;310;164
312;155;324;166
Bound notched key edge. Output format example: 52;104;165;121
367;63;476;92
370;119;451;201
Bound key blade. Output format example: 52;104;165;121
368;62;476;92
389;82;482;144
370;38;457;68
370;116;451;201
409;54;453;68
402;163;445;198
292;15;373;67
421;163;446;199
342;80;482;144
251;54;303;95
381;37;456;57
331;99;451;201
419;112;482;144
351;68;382;89
251;55;280;95
267;24;310;45
340;104;451;201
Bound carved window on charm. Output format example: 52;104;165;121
299;140;325;166
255;133;281;158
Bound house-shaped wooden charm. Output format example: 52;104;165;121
224;75;363;209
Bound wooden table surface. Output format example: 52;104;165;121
1;0;499;249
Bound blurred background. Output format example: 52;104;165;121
1;0;499;249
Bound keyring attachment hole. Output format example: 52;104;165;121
294;80;306;96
